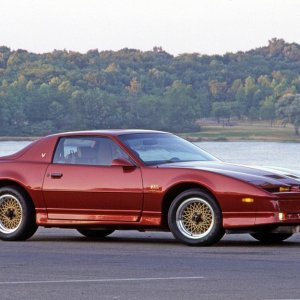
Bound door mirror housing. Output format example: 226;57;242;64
111;158;135;167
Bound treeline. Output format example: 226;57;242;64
0;38;300;136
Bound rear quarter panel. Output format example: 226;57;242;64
0;135;58;209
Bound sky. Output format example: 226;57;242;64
1;0;300;56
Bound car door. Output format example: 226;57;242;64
42;136;143;222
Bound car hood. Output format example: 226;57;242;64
157;161;300;189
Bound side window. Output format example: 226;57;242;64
53;137;130;166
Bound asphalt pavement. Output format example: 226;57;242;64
1;228;300;300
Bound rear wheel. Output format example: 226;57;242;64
77;228;115;238
0;186;37;241
168;189;224;246
250;232;293;243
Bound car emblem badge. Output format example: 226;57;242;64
41;153;46;158
150;184;160;191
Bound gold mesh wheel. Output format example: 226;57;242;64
0;194;23;234
176;197;214;239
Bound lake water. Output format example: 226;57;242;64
0;140;299;170
199;141;300;170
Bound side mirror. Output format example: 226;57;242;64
111;158;135;167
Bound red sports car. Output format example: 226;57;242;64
0;130;300;246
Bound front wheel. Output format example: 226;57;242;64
0;186;37;241
250;232;293;243
168;189;224;246
77;228;115;238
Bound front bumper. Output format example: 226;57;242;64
256;193;300;226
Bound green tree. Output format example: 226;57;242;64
276;94;300;135
161;80;200;132
208;80;227;101
212;102;231;125
260;96;276;126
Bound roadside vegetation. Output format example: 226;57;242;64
0;38;300;138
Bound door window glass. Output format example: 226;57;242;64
53;137;129;166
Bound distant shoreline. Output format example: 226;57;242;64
181;122;300;143
0;136;299;143
0;122;299;143
0;137;38;142
183;137;300;143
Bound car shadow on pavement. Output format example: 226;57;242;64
25;229;300;248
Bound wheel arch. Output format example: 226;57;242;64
161;182;220;228
0;179;38;240
0;180;34;208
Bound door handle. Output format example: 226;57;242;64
50;173;63;179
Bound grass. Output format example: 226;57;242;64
181;121;300;142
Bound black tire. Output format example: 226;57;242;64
0;186;37;241
250;232;293;243
168;189;224;246
77;228;115;238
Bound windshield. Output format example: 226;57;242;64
119;133;218;166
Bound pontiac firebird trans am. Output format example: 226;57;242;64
0;130;300;246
